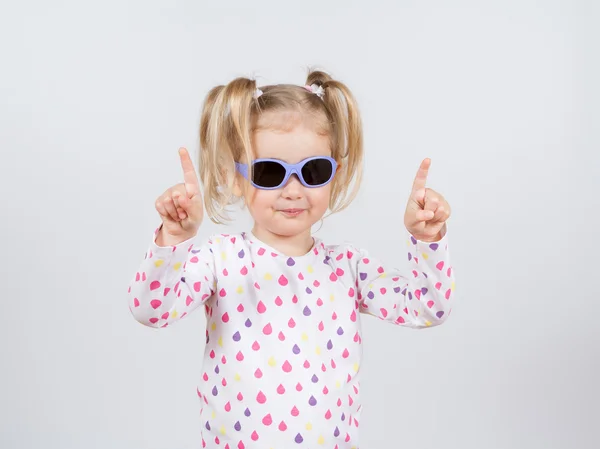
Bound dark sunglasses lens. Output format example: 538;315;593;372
252;161;286;187
301;159;333;186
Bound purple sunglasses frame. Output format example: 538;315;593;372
235;156;338;190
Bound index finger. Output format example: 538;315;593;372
179;147;200;197
411;158;431;194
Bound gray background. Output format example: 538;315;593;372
1;0;598;448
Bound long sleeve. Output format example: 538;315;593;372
127;226;217;328
352;226;455;329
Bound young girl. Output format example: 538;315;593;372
128;70;454;449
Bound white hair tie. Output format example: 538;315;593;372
304;83;325;99
253;88;263;99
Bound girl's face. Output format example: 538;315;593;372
239;110;332;242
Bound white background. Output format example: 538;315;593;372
1;0;598;448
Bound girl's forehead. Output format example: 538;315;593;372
251;111;331;162
252;125;331;162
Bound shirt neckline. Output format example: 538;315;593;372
243;230;323;260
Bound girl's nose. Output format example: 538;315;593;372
281;174;303;199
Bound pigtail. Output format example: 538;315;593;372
199;78;257;223
306;70;364;214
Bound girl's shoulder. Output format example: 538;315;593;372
200;232;248;252
316;237;364;267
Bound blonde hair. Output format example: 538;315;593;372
199;69;364;224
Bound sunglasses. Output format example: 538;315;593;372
235;156;338;190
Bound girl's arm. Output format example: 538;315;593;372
127;226;217;328
352;226;454;329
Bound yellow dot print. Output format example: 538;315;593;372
421;252;429;260
219;425;226;435
330;294;335;302
268;356;277;367
171;310;178;319
315;346;321;355
211;322;217;331
318;435;325;445
264;273;272;281
335;380;341;389
173;262;181;271
221;251;227;261
218;336;223;347
353;363;359;373
307;265;314;274
301;332;308;342
306;422;313;431
234;373;241;381
236;285;244;294
154;260;164;268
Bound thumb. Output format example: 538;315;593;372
412;188;427;208
407;188;426;213
177;192;203;221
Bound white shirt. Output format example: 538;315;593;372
128;227;455;449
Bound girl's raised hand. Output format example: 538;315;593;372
155;147;204;245
404;158;451;242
